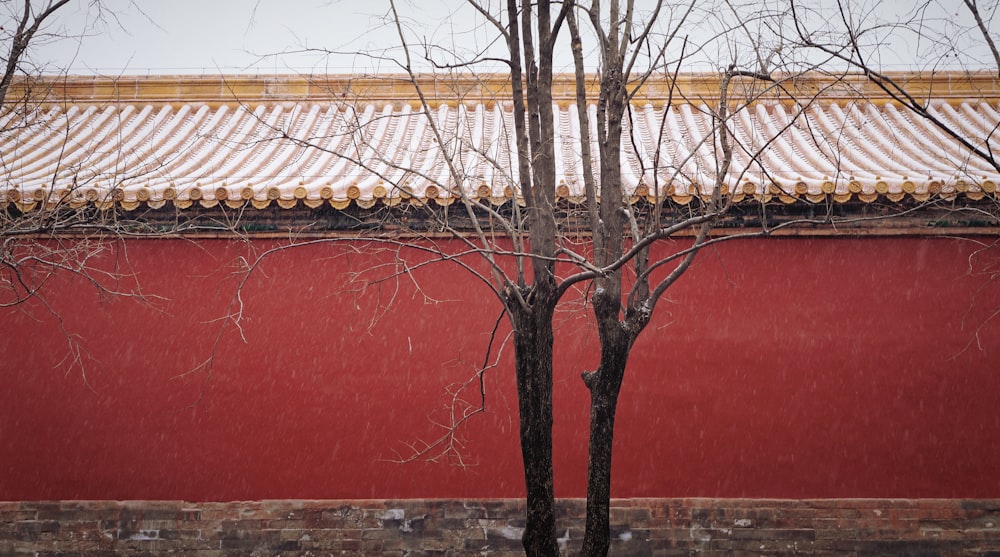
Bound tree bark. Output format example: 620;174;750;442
510;300;560;557
578;324;631;557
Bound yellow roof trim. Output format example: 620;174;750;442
8;71;1000;107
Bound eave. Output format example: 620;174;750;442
1;73;998;235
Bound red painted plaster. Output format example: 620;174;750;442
1;237;998;500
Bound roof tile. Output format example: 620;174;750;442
2;74;998;211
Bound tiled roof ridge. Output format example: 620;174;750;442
9;71;1000;106
1;73;998;216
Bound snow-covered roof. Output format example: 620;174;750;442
1;74;998;211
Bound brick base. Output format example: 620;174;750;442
2;499;999;556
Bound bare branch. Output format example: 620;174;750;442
963;0;1000;76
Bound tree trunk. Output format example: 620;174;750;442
511;302;560;557
578;329;630;557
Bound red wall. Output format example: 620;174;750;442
1;236;998;500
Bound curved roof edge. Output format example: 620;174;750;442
2;73;998;219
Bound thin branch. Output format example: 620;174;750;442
963;0;1000;77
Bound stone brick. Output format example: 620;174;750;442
432;500;477;520
14;520;60;541
731;528;817;541
557;499;587;520
962;500;1000;512
3;498;1000;556
158;528;204;540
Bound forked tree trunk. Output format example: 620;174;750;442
578;326;631;557
510;301;560;557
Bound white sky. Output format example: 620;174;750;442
21;0;1000;76
29;0;409;74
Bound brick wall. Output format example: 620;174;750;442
3;499;999;556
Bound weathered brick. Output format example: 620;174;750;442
731;528;817;541
557;500;587;520
197;504;239;521
481;500;521;515
218;526;280;550
970;527;1000;541
14;520;60;541
473;534;523;551
651;549;698;557
433;500;478;520
420;536;461;551
4;498;1000;556
962;500;1000;511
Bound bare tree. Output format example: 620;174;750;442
0;0;124;373
0;1;235;373
8;1;993;556
0;0;74;103
328;2;998;556
205;1;1000;556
